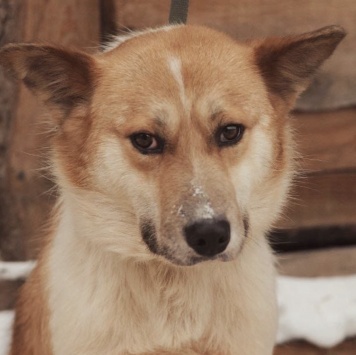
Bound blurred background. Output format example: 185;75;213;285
0;1;355;354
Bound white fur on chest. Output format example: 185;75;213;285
48;198;277;355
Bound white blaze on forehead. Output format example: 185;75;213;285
167;56;189;112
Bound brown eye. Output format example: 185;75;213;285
217;124;245;146
130;132;164;154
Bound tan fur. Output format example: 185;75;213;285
10;243;52;354
0;24;345;354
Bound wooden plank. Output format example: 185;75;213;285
277;172;356;229
277;246;356;277
0;280;23;311
274;338;356;355
293;109;356;173
0;1;27;261
0;0;100;260
112;0;355;38
22;0;100;46
271;226;356;253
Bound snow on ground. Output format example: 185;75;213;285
277;275;356;347
0;261;35;355
0;261;35;281
1;263;356;354
0;311;14;355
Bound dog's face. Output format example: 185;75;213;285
0;25;345;265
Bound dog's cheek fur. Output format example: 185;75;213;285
240;27;347;237
84;136;161;257
51;108;93;189
230;110;295;238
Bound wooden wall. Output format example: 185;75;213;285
0;0;100;262
281;110;356;230
0;0;100;310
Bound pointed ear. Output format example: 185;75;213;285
0;44;96;112
253;26;346;105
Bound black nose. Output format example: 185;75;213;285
184;219;230;257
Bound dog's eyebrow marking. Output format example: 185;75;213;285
211;110;224;121
153;116;167;128
168;56;188;112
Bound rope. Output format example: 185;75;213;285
169;0;189;24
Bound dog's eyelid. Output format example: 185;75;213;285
215;123;245;147
211;113;248;130
129;131;165;155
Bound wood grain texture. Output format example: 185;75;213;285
0;0;100;260
277;246;356;277
0;0;27;261
278;172;356;229
274;338;356;355
271;226;356;253
293;109;356;174
0;280;23;310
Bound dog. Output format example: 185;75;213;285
0;24;345;354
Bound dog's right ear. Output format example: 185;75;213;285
0;44;96;113
253;25;346;107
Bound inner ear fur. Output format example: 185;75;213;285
253;25;346;105
0;44;96;112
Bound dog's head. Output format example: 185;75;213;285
0;25;345;265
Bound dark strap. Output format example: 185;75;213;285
169;0;189;24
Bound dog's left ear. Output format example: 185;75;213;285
0;44;96;114
253;25;346;106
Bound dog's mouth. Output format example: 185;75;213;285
140;219;160;255
140;217;247;266
165;250;232;266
